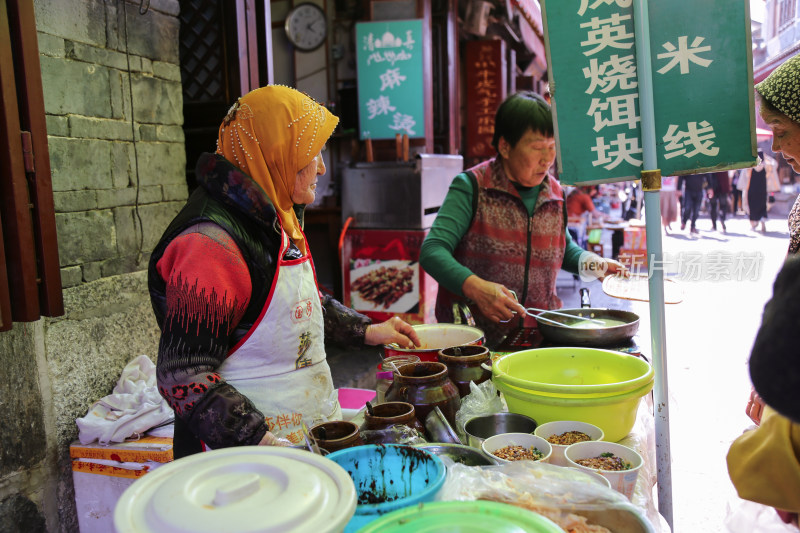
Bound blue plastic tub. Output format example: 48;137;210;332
326;444;446;533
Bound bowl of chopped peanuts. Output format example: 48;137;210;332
481;433;552;464
564;441;643;500
534;420;605;467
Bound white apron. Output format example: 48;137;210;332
216;229;341;444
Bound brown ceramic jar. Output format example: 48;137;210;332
438;344;492;398
309;420;363;453
384;362;461;428
362;401;426;435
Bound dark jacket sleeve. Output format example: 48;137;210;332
321;294;372;348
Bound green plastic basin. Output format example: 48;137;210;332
355;500;564;532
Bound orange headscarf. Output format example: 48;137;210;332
216;85;339;255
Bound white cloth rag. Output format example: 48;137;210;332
76;354;174;445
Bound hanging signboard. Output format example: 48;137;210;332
541;0;756;185
465;40;507;158
356;20;425;141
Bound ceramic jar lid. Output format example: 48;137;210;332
114;446;356;533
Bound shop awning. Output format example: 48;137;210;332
753;43;800;83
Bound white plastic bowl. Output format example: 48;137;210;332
564;441;643;500
534;420;604;467
481;433;552;464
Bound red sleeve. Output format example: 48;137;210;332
155;227;269;450
157;230;252;325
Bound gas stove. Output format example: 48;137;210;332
493;327;648;362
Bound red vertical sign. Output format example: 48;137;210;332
465;40;506;158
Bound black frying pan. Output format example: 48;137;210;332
535;288;640;346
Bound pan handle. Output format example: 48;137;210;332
580;288;591;308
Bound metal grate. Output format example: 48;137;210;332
180;0;226;102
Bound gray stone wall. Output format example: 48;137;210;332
0;1;184;531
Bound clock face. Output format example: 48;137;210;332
285;3;328;52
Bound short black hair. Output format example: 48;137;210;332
491;91;554;151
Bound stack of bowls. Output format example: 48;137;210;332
491;347;654;442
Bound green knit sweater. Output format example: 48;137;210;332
420;173;584;297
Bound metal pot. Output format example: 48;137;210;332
536;288;639;347
384;324;485;362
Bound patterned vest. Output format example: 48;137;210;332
435;158;566;347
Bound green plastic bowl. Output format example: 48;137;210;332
495;378;654;442
355;500;564;532
491;347;653;397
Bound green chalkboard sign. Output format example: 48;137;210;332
541;0;755;185
356;20;425;140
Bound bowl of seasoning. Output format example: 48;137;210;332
534;420;604;467
564;441;643;500
481;433;552;464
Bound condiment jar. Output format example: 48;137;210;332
362;401;426;435
309;420;363;453
375;355;420;403
438;345;492;398
384;362;461;428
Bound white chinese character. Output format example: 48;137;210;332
676;252;703;281
587;94;640;132
704;252;733;281
578;0;632;17
657;36;713;75
580;14;635;56
379;68;406;91
591;133;643;170
662;121;719;159
387;113;416;135
731;252;763;281
402;30;416;50
583;55;638;94
366;96;396;119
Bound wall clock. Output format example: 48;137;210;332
285;3;328;52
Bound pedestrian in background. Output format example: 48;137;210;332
738;150;777;233
731;170;743;215
660;175;679;232
754;52;800;252
678;173;707;235
707;170;730;233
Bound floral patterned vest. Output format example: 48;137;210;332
435;158;566;347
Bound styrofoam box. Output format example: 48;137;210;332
72;458;166;533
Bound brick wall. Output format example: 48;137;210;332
0;1;185;531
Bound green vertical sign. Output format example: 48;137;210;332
356;20;425;140
541;0;756;185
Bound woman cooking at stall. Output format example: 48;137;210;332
149;86;419;458
419;91;627;347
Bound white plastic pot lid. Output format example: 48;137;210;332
114;446;356;533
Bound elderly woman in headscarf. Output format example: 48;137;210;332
149;86;419;458
755;52;800;250
726;54;800;527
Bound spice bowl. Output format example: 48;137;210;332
534;420;604;467
564;441;643;500
481;433;552;464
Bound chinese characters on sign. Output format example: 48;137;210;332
465;40;506;158
356;20;425;140
541;0;755;185
264;412;306;444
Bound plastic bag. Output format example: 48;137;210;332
436;460;657;532
360;425;428;446
454;380;505;442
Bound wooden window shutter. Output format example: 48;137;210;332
0;0;63;331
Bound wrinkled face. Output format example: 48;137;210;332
760;105;800;172
499;129;557;187
292;151;326;204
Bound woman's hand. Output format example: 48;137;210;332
601;258;630;279
365;316;421;348
258;431;292;447
462;275;526;324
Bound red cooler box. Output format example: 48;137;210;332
341;228;437;324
